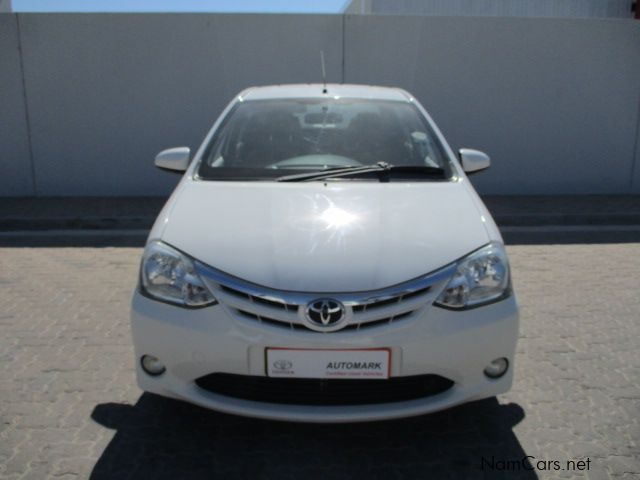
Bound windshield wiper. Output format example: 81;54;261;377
276;162;387;182
276;162;445;182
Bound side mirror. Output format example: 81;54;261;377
459;148;490;174
155;147;191;172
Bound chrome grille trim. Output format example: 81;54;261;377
196;262;455;332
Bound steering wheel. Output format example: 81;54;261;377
266;154;363;170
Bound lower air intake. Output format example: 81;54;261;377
195;373;454;406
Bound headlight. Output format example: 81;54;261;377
434;242;510;309
140;241;216;307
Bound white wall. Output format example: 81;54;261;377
0;1;12;13
15;13;343;196
344;15;640;194
366;0;635;18
0;15;33;195
1;13;639;196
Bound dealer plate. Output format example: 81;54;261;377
266;348;390;379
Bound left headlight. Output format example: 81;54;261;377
434;242;510;310
140;241;216;307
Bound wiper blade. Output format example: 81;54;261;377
276;162;445;182
276;162;389;182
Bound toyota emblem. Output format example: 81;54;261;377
305;298;346;327
273;359;292;371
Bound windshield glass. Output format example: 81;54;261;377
197;98;453;181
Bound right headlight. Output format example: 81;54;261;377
434;242;510;309
140;241;216;308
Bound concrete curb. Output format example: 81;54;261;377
2;213;640;231
2;196;640;232
492;213;640;227
0;216;154;231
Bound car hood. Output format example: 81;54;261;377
160;181;490;292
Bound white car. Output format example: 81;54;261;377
131;84;518;423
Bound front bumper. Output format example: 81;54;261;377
130;291;519;423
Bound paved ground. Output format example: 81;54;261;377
0;243;639;479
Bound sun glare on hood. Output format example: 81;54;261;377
319;206;358;229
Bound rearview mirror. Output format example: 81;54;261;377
459;149;490;174
155;147;191;172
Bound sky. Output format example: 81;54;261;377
12;0;350;13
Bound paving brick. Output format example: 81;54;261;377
0;245;639;479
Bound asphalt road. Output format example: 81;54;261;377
0;243;638;479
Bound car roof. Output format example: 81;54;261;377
239;84;413;102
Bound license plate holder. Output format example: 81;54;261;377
266;348;391;379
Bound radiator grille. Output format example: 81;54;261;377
196;262;454;332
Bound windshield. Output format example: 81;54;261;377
197;98;453;181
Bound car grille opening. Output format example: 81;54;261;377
351;286;431;312
234;308;415;332
195;373;454;406
197;261;455;333
235;309;306;330
339;310;414;331
219;284;297;311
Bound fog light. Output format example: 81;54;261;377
484;357;509;379
141;355;166;376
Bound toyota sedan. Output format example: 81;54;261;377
130;84;519;422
